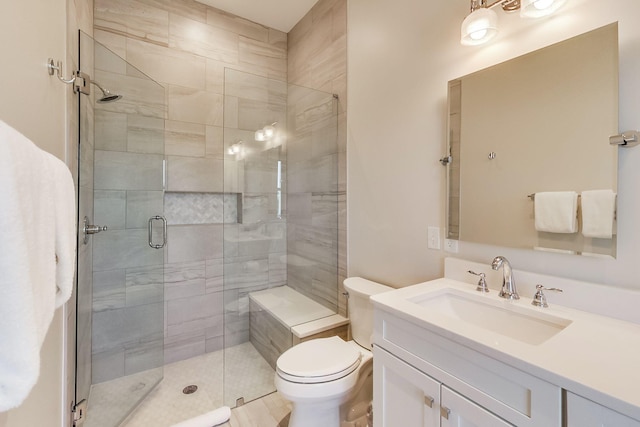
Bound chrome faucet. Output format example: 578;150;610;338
491;256;519;300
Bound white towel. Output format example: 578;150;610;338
0;121;76;411
534;191;578;233
170;406;231;427
581;190;616;239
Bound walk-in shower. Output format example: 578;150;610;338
75;30;340;427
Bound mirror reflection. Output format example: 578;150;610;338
447;23;619;257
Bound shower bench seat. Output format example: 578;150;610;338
249;286;349;369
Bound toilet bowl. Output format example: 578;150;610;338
274;277;392;427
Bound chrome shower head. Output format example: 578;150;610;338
91;80;123;103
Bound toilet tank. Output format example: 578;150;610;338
344;277;393;349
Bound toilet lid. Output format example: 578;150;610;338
276;336;362;384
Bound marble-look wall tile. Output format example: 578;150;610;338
127;115;165;155
94;190;126;230
223;256;269;290
269;253;287;286
94;150;164;191
166;156;223;192
206;125;224;158
95;29;128;61
95;110;127;152
165;120;206;157
95;0;169;46
205;59;225;94
92;348;125;384
164;261;206;301
93;269;126;312
168;85;223;126
143;0;208;24
164;330;205;364
93;228;164;271
239;36;287;81
92;302;164;354
124;337;164;375
127;38;206;90
166;224;223;263
206;257;224;293
205;8;269;43
126;190;164;229
126;265;164;306
167;291;223;327
312;192;339;229
94;70;166;119
169;13;239;64
286;0;346;316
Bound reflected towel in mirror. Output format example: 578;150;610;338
534;191;579;233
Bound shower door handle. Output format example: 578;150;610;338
148;215;167;249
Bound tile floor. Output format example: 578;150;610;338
85;342;286;427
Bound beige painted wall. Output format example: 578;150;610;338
0;0;76;426
348;0;640;289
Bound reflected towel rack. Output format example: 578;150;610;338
527;193;582;201
528;193;617;220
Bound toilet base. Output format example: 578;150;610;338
288;398;342;427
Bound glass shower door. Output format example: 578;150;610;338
76;32;166;427
222;68;339;408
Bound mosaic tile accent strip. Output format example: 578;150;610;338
164;192;238;225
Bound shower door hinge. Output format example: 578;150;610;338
72;399;87;426
73;71;91;96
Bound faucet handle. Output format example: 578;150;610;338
468;270;489;293
531;284;563;308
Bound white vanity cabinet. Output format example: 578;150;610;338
374;346;513;427
441;386;513;427
373;310;562;427
566;392;640;427
374;346;440;426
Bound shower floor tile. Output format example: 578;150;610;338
85;342;281;427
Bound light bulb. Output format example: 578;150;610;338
263;125;275;139
520;0;566;18
533;0;554;9
255;129;266;141
232;144;240;154
469;29;488;41
460;8;498;46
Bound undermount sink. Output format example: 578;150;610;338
409;288;572;345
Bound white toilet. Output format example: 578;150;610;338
274;277;392;427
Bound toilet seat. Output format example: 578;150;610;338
276;336;362;384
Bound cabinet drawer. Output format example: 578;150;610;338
374;310;561;427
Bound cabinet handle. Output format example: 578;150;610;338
441;406;451;420
424;395;435;408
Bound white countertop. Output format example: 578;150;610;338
372;277;640;421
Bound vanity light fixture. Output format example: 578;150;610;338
461;0;567;46
255;122;278;142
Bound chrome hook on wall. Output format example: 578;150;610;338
47;58;91;95
47;58;75;84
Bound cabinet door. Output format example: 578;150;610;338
374;346;440;427
441;386;514;427
567;392;640;427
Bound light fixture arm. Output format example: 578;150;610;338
471;0;521;12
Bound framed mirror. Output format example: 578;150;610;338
446;23;619;257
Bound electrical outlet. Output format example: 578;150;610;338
445;239;459;253
427;226;441;250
